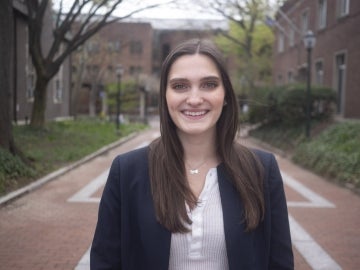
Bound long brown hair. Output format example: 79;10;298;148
149;39;264;233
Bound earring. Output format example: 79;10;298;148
223;100;228;106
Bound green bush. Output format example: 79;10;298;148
247;85;281;123
0;149;35;194
248;84;336;125
293;122;360;188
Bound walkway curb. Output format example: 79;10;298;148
0;132;139;207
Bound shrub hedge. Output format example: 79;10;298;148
248;84;336;125
292;122;360;188
0;148;35;194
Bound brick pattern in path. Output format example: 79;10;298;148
0;128;359;270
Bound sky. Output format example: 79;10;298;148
53;0;280;21
53;0;222;20
121;0;223;20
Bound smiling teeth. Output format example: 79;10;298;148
184;111;206;116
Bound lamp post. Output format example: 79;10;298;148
303;30;316;139
115;64;124;135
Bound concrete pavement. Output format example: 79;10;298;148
0;125;359;269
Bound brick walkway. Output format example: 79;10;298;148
0;127;359;269
241;137;360;270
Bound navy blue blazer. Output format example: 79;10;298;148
90;147;294;269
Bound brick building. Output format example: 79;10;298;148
272;0;360;118
71;21;155;117
73;18;227;117
150;19;226;76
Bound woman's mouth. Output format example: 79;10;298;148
182;110;208;118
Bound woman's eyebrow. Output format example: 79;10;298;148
169;76;220;82
167;76;221;86
168;78;188;84
200;76;221;81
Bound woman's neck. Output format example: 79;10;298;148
178;131;218;165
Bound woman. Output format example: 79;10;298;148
90;39;294;269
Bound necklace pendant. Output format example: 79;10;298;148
189;169;199;174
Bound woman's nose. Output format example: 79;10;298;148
186;89;203;105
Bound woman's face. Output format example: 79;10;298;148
166;54;225;138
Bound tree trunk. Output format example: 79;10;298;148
0;0;16;153
30;76;50;128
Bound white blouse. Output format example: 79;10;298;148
168;168;229;270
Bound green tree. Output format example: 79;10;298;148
216;20;274;94
198;0;279;94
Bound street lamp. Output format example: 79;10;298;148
303;30;316;139
115;64;124;135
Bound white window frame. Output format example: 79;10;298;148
301;10;309;34
315;60;324;85
278;31;285;53
333;51;347;114
53;65;64;104
25;28;35;102
53;44;64;104
288;70;294;84
337;0;350;17
289;27;295;47
318;0;327;29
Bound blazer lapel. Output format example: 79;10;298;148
217;164;256;270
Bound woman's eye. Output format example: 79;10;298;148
202;82;218;89
172;84;187;90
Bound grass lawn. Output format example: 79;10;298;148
0;118;147;196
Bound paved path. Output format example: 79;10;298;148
240;138;359;270
0;126;359;269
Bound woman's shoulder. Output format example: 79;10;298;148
113;146;149;169
235;142;275;165
251;148;275;165
117;146;149;160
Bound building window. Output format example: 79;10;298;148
26;35;35;102
87;41;99;54
335;53;346;113
113;41;121;52
107;42;114;53
315;61;324;85
289;27;295;47
53;65;63;103
288;71;294;83
130;41;143;55
301;10;309;34
318;0;327;29
337;0;350;17
278;32;285;53
108;41;121;53
26;62;36;101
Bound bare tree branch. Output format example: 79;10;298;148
26;0;165;127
